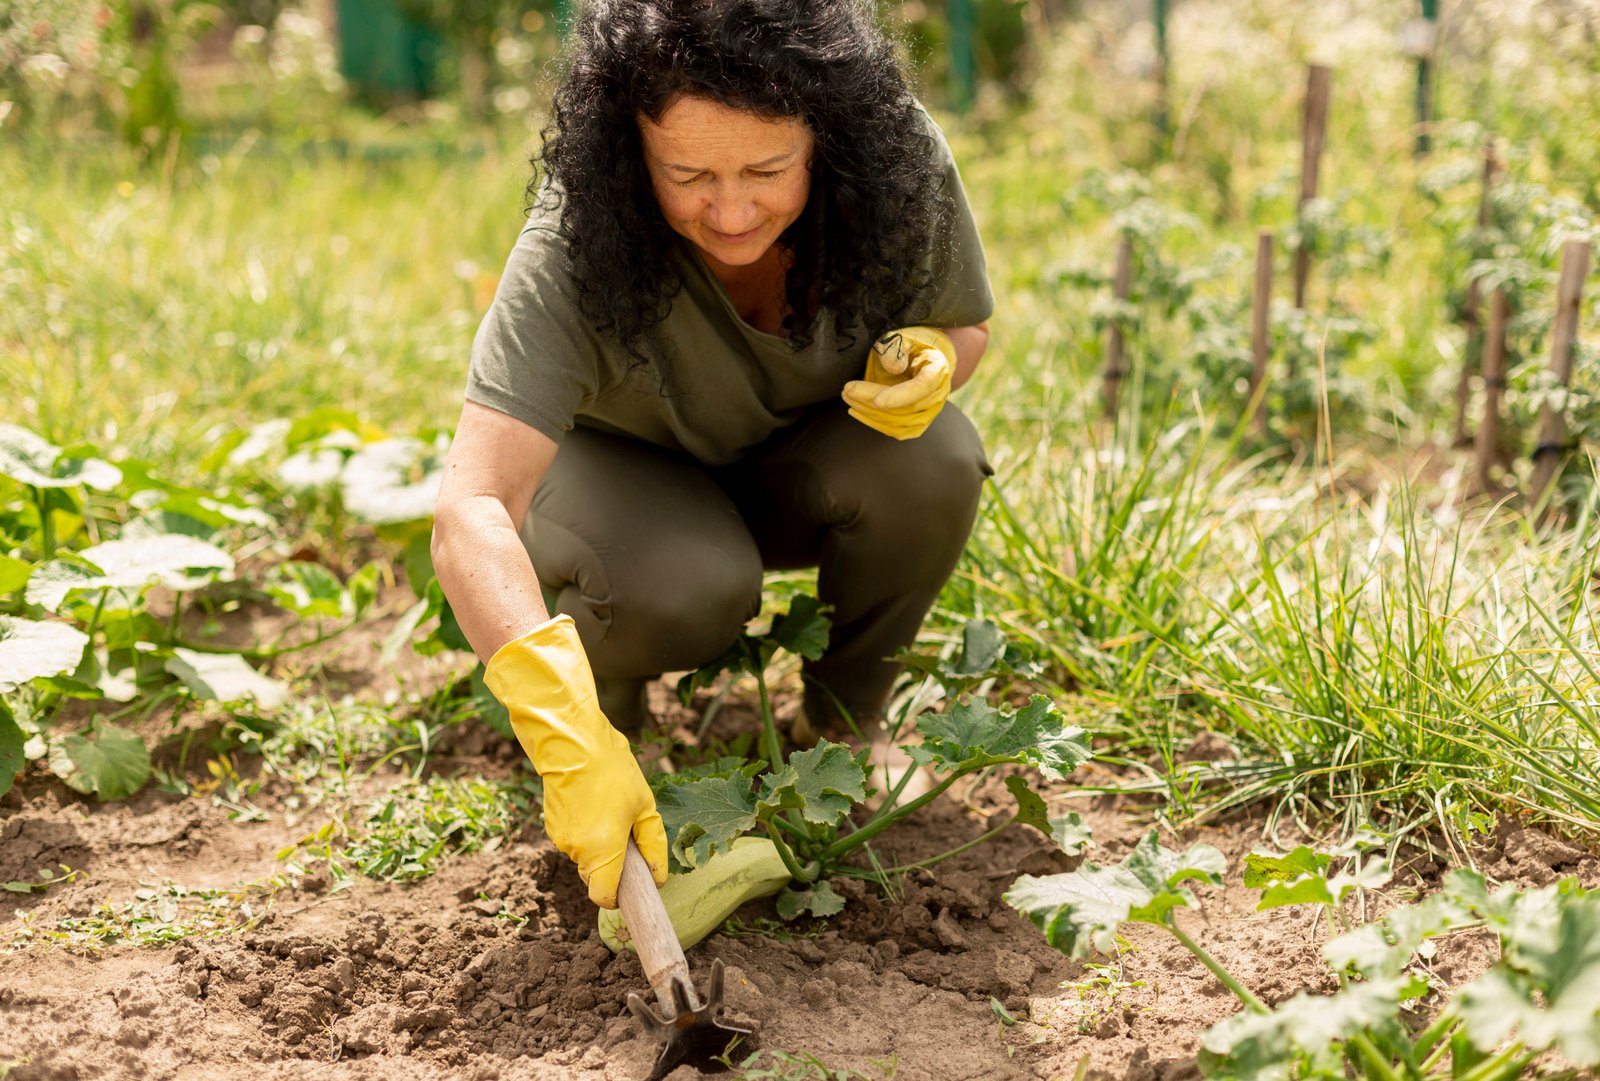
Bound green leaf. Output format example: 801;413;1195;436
910;696;1091;780
264;561;346;618
26;535;233;610
1005;775;1051;835
989;997;1020;1026
776;879;845;921
1199;977;1405;1076
0;703;24;798
1459;887;1600;1066
656;774;759;868
1004;775;1092;856
1049;813;1093;857
951;619;1006;677
759;741;867;827
766;595;831;662
0;553;31;595
0;425;121;490
1004;831;1224;957
46;721;150;801
164;648;288;709
0;616;90;691
341;438;444;525
1243;847;1330;888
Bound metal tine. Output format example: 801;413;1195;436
669;974;700;1018
705;958;726;1008
626;991;670;1034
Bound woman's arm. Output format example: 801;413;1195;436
946;321;989;391
431;400;559;661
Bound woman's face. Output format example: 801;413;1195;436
638;95;815;274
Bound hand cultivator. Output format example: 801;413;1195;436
615;839;755;1080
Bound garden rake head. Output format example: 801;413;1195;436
627;958;755;1080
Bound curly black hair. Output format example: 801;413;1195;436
532;0;949;367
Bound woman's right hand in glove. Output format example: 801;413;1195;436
481;614;668;908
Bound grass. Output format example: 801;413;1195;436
5;0;1600;864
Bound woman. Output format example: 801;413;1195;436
431;0;993;910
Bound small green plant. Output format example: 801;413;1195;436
717;1045;898;1081
658;599;1091;919
8;880;269;953
1007;835;1600;1079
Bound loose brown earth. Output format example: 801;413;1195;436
3;636;1597;1081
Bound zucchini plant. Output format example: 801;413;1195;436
0;421;420;802
610;598;1092;945
1006;834;1600;1079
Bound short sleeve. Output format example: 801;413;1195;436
465;223;603;443
913;111;994;330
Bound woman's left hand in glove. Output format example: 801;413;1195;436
841;325;955;441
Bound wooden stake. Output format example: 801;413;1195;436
1454;139;1499;446
1474;288;1510;494
1251;231;1274;436
1529;239;1594;507
1103;235;1134;418
1293;64;1332;312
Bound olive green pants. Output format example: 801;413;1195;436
519;404;991;730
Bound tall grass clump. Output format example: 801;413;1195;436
956;384;1600;845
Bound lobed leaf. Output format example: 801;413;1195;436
1005;775;1091;855
45;721;150;801
759;741;867;828
1199;977;1407;1079
776;880;845;921
1005;831;1224;957
164;649;288;710
0;616;90;692
0;425;121;491
26;535;233;610
910;695;1091;780
1458;884;1600;1066
766;595;830;662
655;774;759;869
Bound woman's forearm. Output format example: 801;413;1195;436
946;322;989;391
430;495;552;662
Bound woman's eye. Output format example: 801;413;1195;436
672;174;706;187
750;169;784;179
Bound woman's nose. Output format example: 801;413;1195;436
705;188;759;232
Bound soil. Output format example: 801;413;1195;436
3;661;1597;1080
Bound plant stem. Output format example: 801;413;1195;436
754;666;783;773
1347;1033;1401;1081
1456;1045;1532;1081
820;772;960;862
880;817;1015;875
34;486;55;559
1412;1008;1459;1072
763;823;818;884
1166;922;1268;1013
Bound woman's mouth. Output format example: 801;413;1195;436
708;226;762;245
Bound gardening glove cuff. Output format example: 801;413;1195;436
482;614;668;909
841;325;956;441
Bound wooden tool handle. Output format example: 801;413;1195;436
617;837;697;1013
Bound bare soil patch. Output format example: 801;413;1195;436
3;689;1596;1080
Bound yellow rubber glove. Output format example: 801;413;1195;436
482;614;668;909
841;325;955;441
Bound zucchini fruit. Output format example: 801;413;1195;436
598;836;792;953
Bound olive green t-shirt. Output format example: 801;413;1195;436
466;114;992;467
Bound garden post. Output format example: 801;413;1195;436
1474;287;1510;494
1529;239;1593;507
1293;64;1332;314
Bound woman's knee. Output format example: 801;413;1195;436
821;403;992;526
